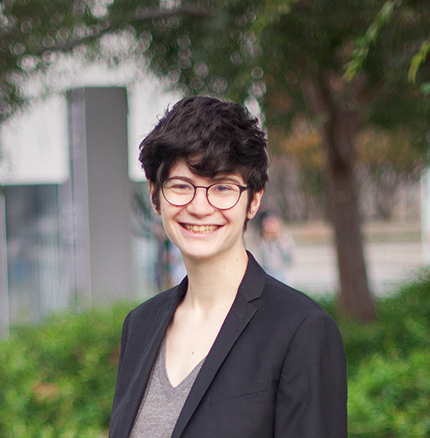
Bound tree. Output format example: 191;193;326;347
0;0;212;121
127;0;430;321
1;0;429;321
274;121;424;221
253;0;430;321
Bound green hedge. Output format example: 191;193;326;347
336;276;430;437
0;301;132;437
348;349;430;437
0;276;430;437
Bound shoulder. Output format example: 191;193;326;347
247;263;322;315
263;275;322;313
255;274;341;340
244;251;333;328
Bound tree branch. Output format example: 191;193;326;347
30;4;212;56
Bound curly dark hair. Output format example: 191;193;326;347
139;95;269;211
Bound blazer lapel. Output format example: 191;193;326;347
119;280;187;437
171;253;267;438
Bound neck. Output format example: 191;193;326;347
182;248;249;311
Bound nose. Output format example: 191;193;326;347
186;186;215;216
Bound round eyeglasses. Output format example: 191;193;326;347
162;178;249;210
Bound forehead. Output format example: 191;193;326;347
168;159;245;184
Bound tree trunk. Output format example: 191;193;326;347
305;74;376;322
322;112;376;322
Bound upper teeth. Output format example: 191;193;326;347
184;224;219;233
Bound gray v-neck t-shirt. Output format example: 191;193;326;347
129;336;205;438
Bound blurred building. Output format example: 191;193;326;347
0;87;163;335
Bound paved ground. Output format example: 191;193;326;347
289;240;424;297
248;220;426;297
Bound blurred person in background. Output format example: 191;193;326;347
258;214;295;284
109;96;347;438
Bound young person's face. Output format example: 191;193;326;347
151;159;262;263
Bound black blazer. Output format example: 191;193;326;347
109;253;347;437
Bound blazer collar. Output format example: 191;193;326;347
172;251;267;437
169;251;266;305
237;251;267;302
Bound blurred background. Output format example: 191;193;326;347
1;72;425;331
1;1;430;436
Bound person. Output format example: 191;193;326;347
109;96;347;438
258;214;294;284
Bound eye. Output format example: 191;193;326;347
165;180;193;192
173;183;191;190
212;184;236;194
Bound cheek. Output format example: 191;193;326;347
160;205;182;231
227;207;249;229
160;208;174;226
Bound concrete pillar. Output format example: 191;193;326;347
67;87;132;304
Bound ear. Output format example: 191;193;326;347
149;182;161;216
247;190;264;220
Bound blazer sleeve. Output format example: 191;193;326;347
274;310;348;437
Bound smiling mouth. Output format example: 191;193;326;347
182;224;221;233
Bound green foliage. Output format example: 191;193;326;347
408;39;430;84
348;350;430;437
345;0;401;81
0;301;133;437
256;0;430;143
318;274;430;437
0;0;104;120
1;277;430;436
337;272;430;377
4;0;428;126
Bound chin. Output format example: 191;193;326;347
181;248;218;262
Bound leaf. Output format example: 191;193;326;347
344;0;402;81
408;40;430;84
420;82;430;96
